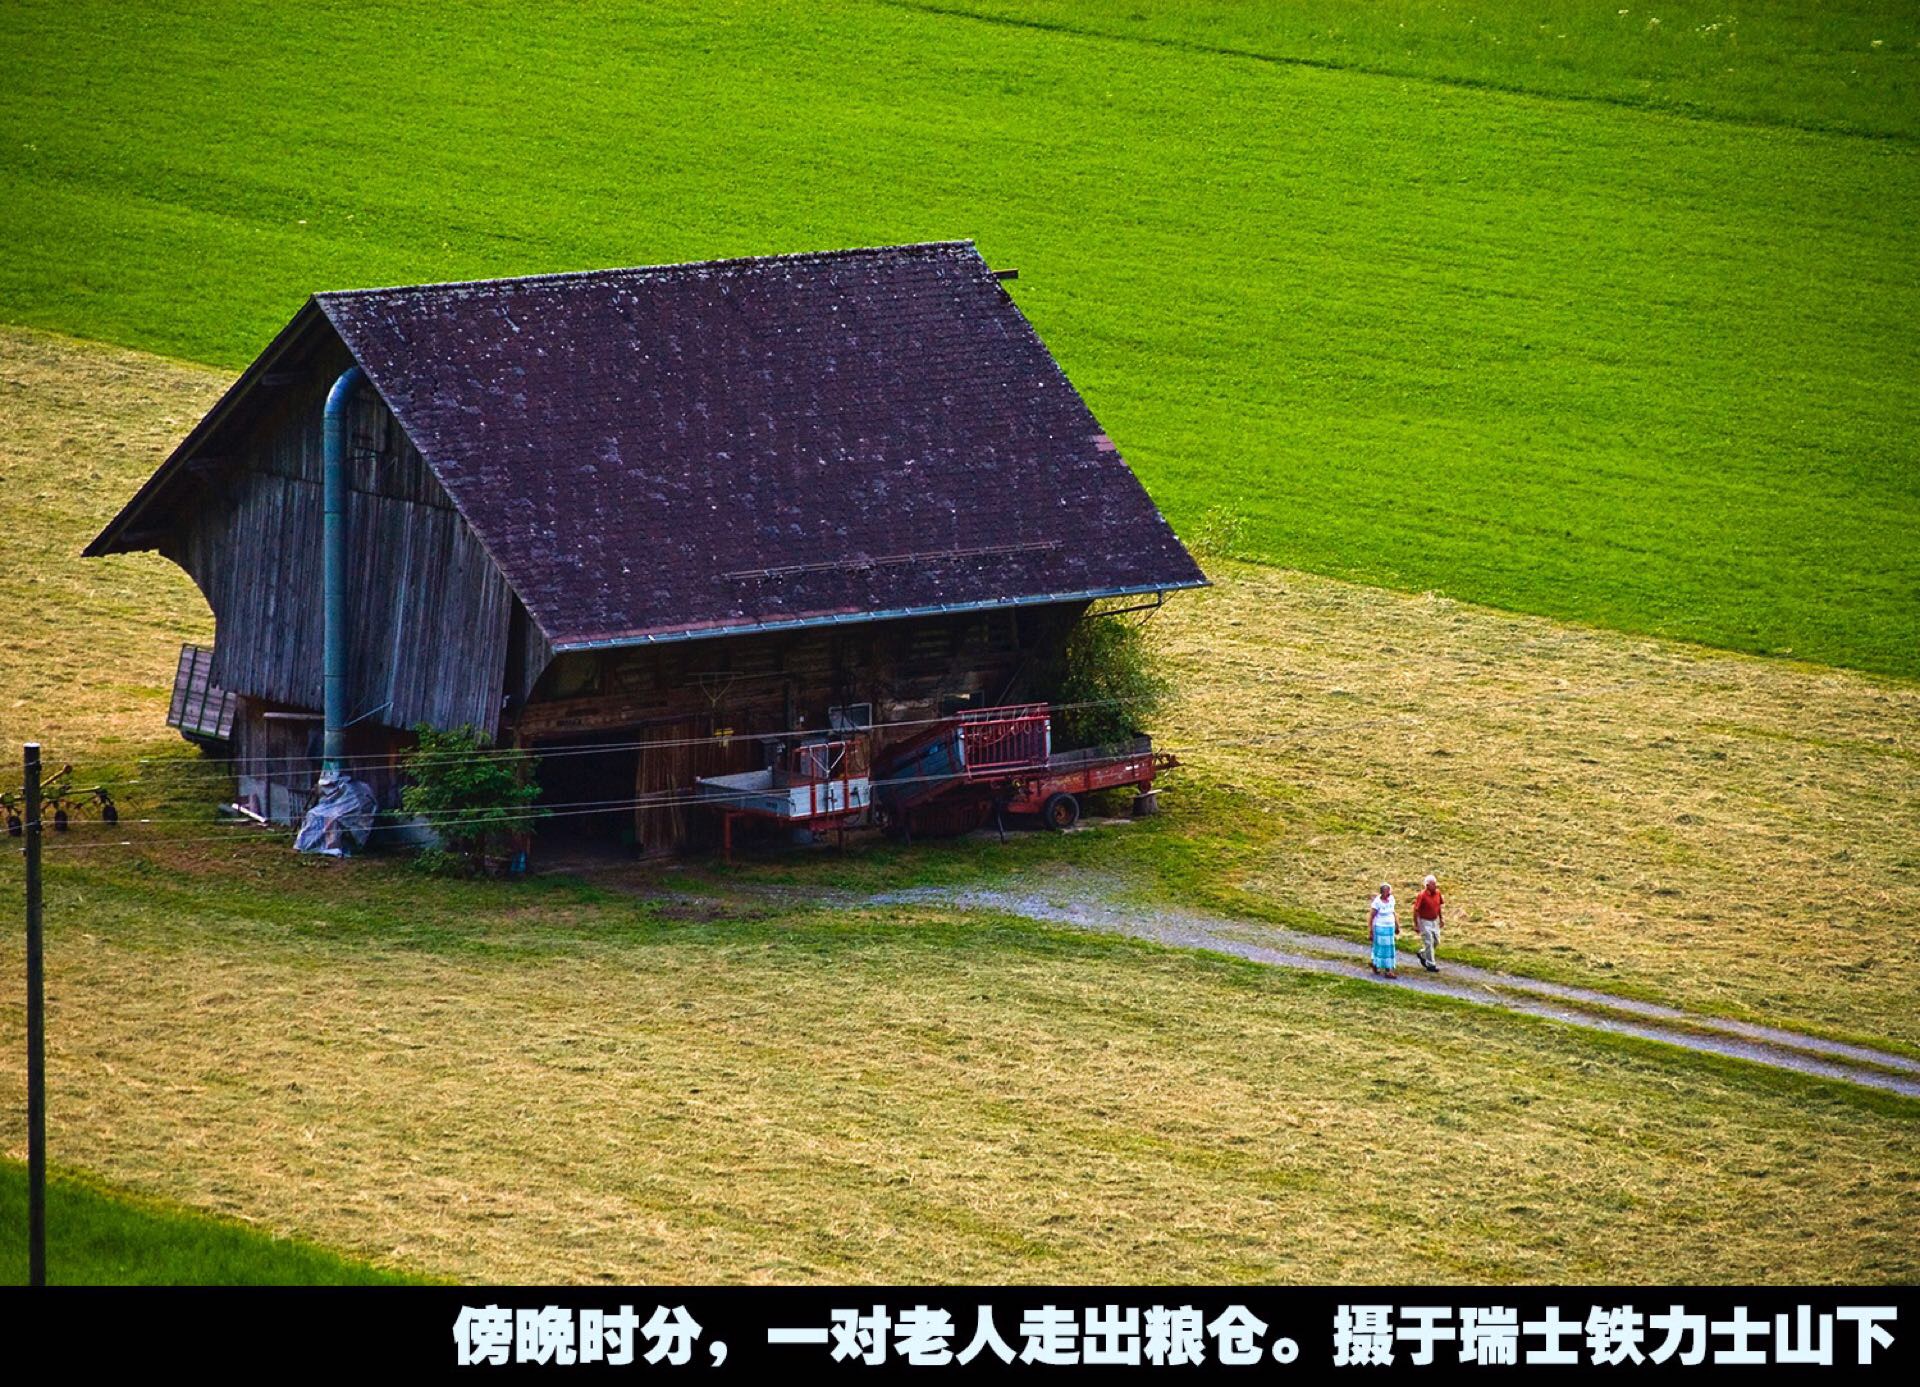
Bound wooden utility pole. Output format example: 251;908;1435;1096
24;743;45;1286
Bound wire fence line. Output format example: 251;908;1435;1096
45;728;1357;806
5;697;1186;857
9;745;1171;855
17;704;1441;793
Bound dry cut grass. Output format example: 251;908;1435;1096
0;879;1914;1284
1153;564;1920;1050
0;327;1915;1285
0;326;220;755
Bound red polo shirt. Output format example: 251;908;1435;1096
1415;886;1443;922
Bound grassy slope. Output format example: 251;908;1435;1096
0;854;1914;1284
10;322;1918;1046
1;1;1916;675
0;1161;415;1284
1;327;1915;1281
1150;564;1920;1052
752;560;1920;1054
0;329;218;753
938;1;1920;138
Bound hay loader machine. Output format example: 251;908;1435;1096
869;703;1172;841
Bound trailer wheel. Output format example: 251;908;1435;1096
1042;792;1080;832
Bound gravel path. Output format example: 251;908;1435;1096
862;885;1920;1099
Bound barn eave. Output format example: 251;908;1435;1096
547;579;1210;653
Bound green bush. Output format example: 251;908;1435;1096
1188;504;1246;560
1053;609;1173;749
399;725;545;874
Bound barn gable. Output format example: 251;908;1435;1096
88;310;517;734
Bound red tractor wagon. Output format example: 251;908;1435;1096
870;703;1173;840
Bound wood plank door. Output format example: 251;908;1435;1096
633;717;755;855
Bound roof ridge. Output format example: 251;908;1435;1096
312;240;982;302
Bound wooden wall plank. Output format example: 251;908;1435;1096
173;346;513;738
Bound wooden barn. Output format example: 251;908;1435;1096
87;241;1205;853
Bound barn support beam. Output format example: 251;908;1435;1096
321;364;363;780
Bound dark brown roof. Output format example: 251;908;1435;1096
98;242;1206;648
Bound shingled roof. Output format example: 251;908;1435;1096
98;242;1206;649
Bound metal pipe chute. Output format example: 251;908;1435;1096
320;364;363;780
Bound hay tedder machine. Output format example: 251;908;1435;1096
3;763;117;837
694;702;1173;856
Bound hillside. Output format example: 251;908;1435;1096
1;0;1915;672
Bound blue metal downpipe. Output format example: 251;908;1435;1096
321;365;364;779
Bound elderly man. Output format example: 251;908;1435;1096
1413;874;1445;972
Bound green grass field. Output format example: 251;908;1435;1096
1;0;1915;675
2;2;1917;1285
0;1161;413;1284
938;1;1920;137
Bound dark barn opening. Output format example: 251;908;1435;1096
528;734;642;853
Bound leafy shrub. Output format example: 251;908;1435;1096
399;725;545;873
1053;609;1173;749
1188;504;1246;559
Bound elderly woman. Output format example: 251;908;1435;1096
1368;882;1399;978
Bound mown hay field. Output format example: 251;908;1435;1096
1;0;1915;674
1145;563;1920;1053
0;329;218;754
1;868;1915;1284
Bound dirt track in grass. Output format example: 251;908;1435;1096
858;884;1920;1098
5;883;1918;1285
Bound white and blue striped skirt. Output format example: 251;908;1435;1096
1372;922;1398;971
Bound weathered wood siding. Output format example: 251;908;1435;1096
163;337;514;735
166;643;238;741
512;604;1080;744
510;603;1084;853
231;697;415;821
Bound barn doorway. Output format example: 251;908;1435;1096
528;719;757;859
529;733;640;855
630;717;758;856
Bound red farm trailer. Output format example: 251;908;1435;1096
870;703;1173;839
